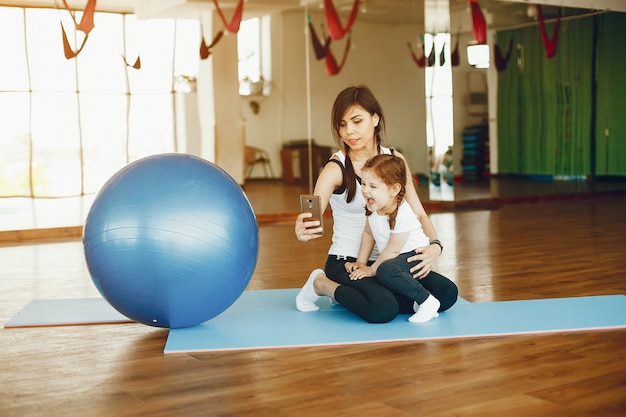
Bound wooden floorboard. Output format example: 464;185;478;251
2;175;626;242
1;182;626;416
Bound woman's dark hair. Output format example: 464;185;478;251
330;85;386;203
362;154;406;230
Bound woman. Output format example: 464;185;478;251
345;154;441;323
295;85;457;323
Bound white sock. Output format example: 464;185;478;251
296;269;324;312
409;295;440;323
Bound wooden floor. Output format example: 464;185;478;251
2;175;626;241
1;177;626;416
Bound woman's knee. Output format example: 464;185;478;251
366;288;400;323
362;302;399;323
420;272;459;312
341;284;399;323
438;280;459;312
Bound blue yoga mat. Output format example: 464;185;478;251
164;289;626;353
4;298;133;328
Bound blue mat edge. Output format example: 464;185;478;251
4;297;134;328
163;291;626;354
5;291;625;350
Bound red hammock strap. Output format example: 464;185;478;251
407;40;425;68
61;0;96;34
212;0;244;33
537;5;561;58
324;0;359;41
467;0;487;44
200;30;224;60
325;35;351;75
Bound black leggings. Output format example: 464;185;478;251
325;255;458;324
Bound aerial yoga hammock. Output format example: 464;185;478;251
410;33;459;68
212;0;244;34
439;41;446;66
407;34;436;69
407;35;439;69
121;21;140;70
308;13;331;60
200;28;224;60
308;13;351;75
466;0;487;44
494;33;513;72
324;0;359;41
123;55;141;69
198;0;242;59
407;39;426;68
427;40;436;67
537;5;561;58
59;0;96;59
325;35;352;75
450;32;460;66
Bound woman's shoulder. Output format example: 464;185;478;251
317;155;346;193
324;155;345;172
331;149;346;163
323;151;346;180
385;147;406;160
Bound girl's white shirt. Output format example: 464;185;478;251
368;200;430;254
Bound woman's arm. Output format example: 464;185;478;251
295;158;343;242
355;222;375;264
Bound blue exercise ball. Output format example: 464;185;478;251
83;153;259;329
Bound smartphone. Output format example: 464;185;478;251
300;194;324;236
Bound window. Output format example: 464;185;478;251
424;32;454;159
237;16;271;96
0;6;199;197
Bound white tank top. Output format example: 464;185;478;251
328;147;392;260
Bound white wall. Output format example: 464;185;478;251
208;14;246;183
242;10;430;179
202;8;495;182
187;12;246;184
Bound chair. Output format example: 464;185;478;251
245;146;275;179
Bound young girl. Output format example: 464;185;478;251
345;154;442;323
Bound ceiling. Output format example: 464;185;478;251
133;0;615;30
3;0;623;32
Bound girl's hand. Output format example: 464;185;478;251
295;212;323;242
344;262;358;272
347;264;374;280
345;261;367;272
